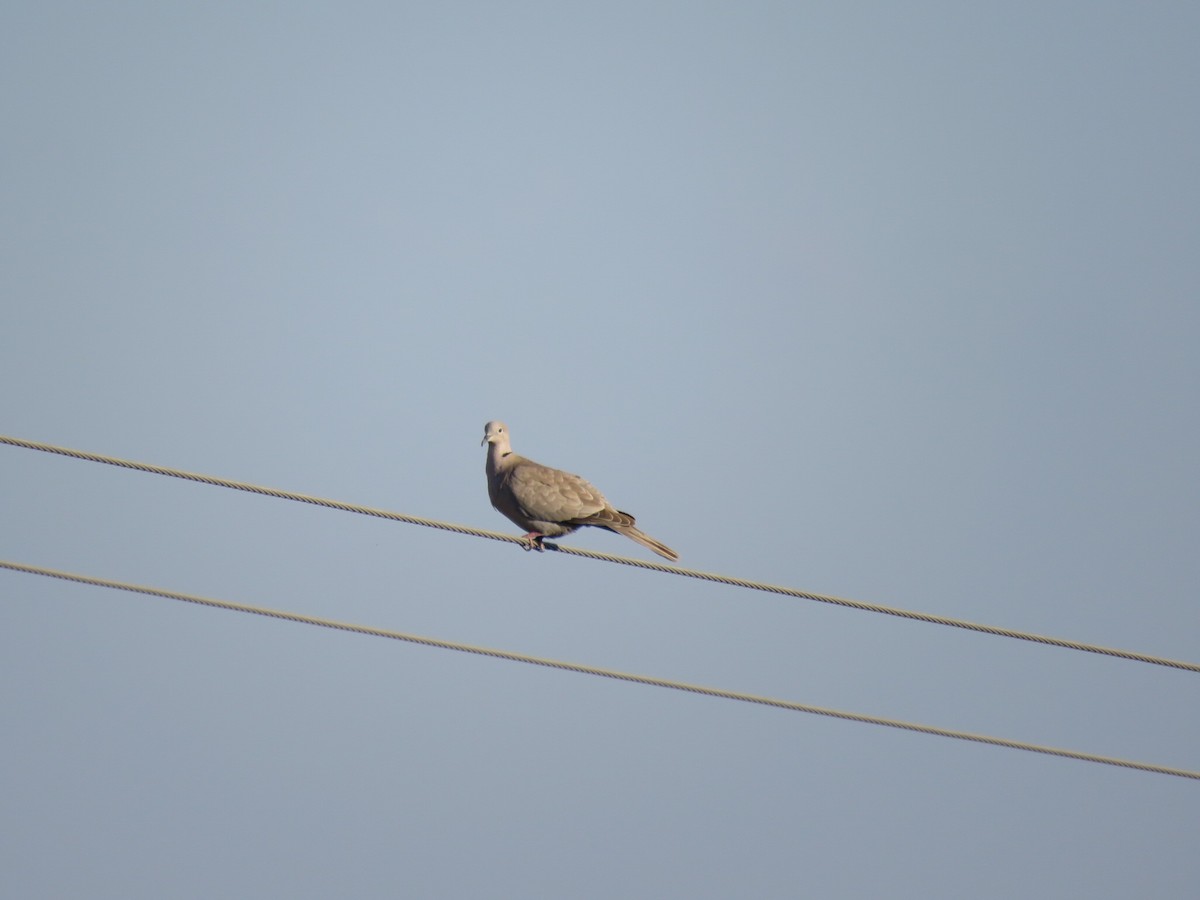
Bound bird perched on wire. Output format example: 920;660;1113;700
482;420;679;561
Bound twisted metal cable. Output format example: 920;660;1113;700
3;433;1198;674
3;559;1197;782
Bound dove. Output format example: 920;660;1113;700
482;420;679;561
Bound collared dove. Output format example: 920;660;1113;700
482;420;679;561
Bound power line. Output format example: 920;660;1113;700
3;433;1198;674
3;558;1197;782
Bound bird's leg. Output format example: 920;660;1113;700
520;532;547;552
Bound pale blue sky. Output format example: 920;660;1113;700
3;3;1198;897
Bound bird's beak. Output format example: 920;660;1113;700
481;436;487;446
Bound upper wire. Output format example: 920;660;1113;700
2;433;1197;674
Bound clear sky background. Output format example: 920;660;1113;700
3;3;1198;897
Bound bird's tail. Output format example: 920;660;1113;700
611;524;679;562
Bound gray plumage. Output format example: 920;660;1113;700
482;420;679;561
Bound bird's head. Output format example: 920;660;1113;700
482;420;509;448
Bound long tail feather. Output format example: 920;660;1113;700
612;525;679;562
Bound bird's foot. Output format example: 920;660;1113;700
520;532;547;552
